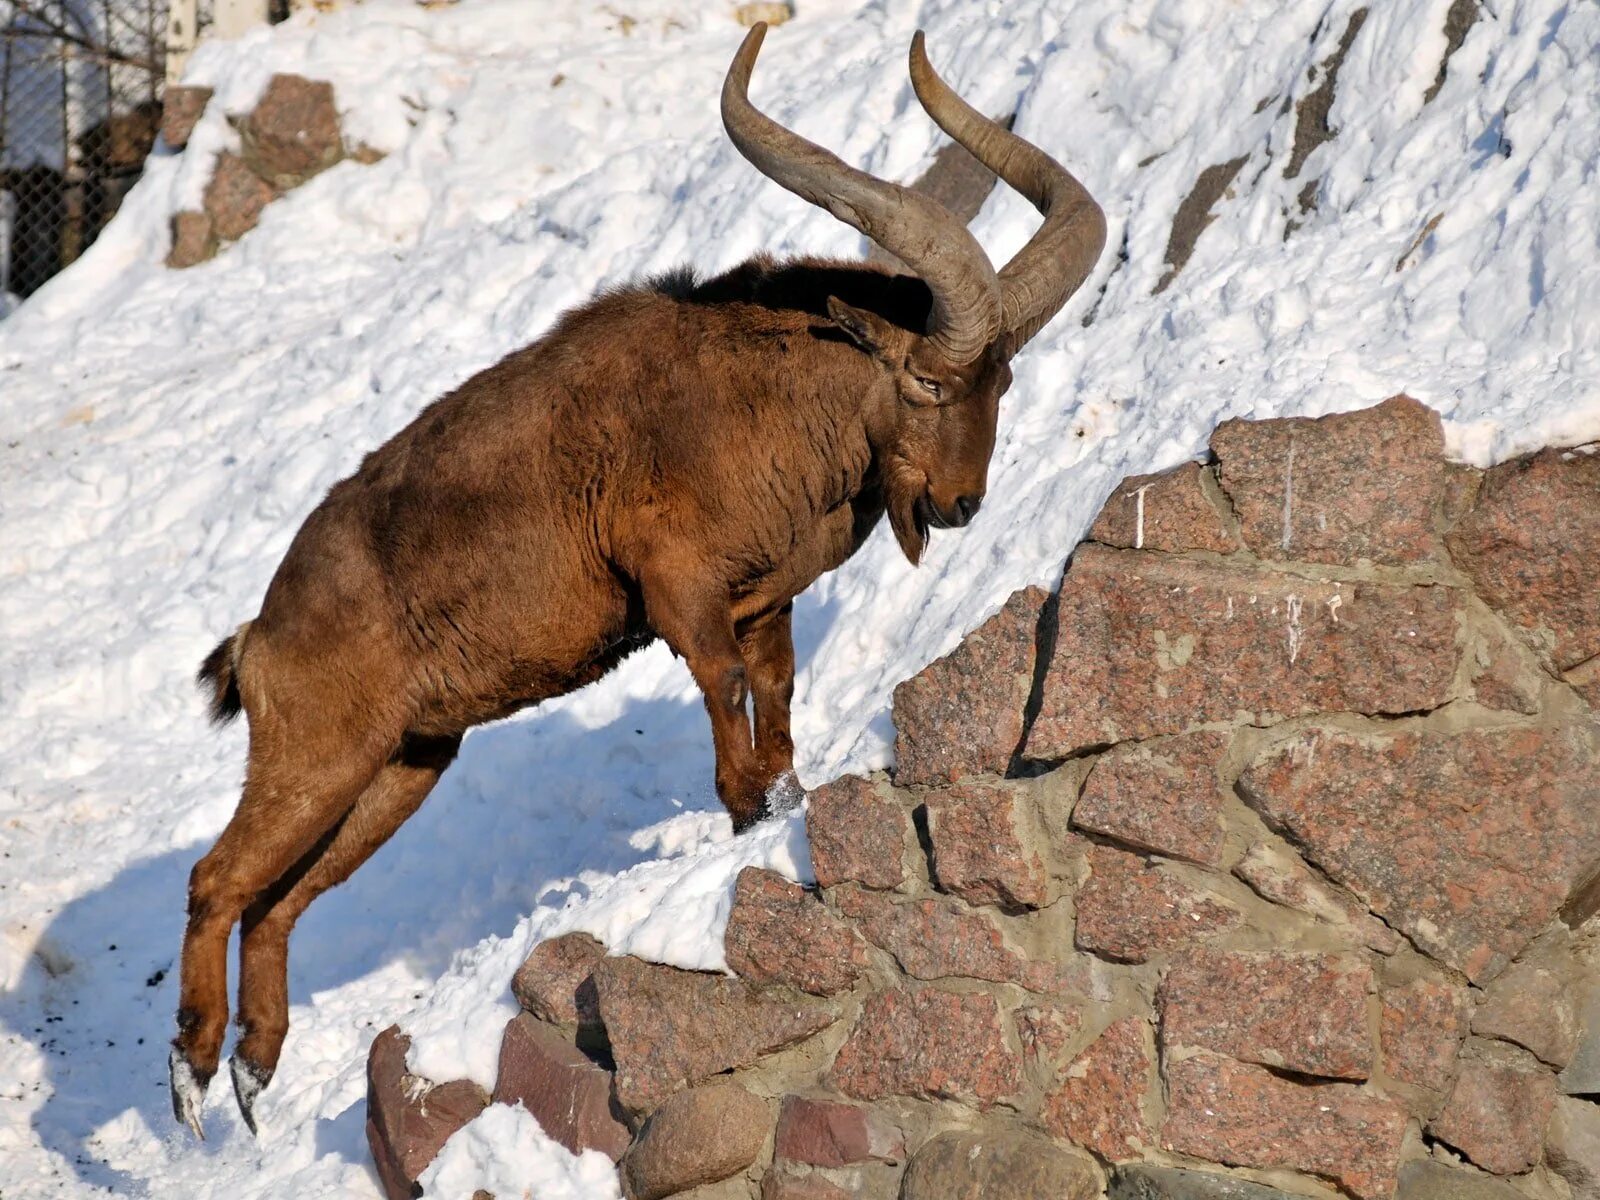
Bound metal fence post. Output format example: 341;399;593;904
0;187;15;298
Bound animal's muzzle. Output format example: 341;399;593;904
926;493;983;530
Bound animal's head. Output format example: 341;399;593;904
723;24;1107;564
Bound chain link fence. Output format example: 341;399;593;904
0;0;214;305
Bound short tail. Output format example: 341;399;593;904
196;621;252;725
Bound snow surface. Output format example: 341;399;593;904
2;0;1598;1194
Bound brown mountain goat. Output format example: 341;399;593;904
170;23;1105;1137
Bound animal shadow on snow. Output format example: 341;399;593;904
5;680;763;1193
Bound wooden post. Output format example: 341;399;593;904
164;0;199;84
211;0;272;40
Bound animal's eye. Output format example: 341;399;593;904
915;377;942;399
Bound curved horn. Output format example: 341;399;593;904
909;31;1107;356
722;23;1002;365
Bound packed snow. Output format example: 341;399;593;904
1;0;1597;1194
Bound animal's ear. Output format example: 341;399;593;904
826;296;894;359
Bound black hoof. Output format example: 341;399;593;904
765;770;804;816
169;1047;211;1140
730;801;770;834
230;1054;273;1136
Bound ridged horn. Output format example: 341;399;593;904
722;22;1002;365
909;31;1107;356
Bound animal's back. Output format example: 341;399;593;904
249;264;901;721
250;291;680;722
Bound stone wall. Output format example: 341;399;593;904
369;396;1600;1200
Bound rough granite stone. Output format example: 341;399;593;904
762;1174;854;1200
827;987;1021;1107
1233;841;1402;954
1441;461;1485;530
160;85;212;149
238;73;344;188
1239;723;1600;983
1210;395;1447;565
1397;1161;1529;1200
923;778;1049;909
1040;1017;1154;1160
836;886;1093;999
1380;976;1472;1091
592;956;836;1116
806;775;907;890
1110;1164;1301;1199
619;1083;770;1200
1073;730;1230;866
1016;1003;1083;1069
1447;445;1600;670
724;867;869;996
1159;949;1374;1080
1027;546;1461;758
166;210;217;268
1547;1094;1600;1200
491;1013;630;1161
202;151;275;242
900;1128;1101;1200
833;887;1023;984
773;1095;904;1167
1560;984;1600;1095
1162;1050;1407;1200
1569;655;1600;709
1470;625;1544;714
510;931;605;1034
1089;461;1240;554
366;1025;489;1200
893;586;1047;785
1429;1046;1559;1176
1075;844;1238;963
1473;957;1578;1068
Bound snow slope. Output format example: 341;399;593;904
1;0;1597;1194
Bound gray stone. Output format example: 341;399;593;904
619;1083;771;1200
592;955;836;1116
1428;1042;1558;1176
900;1128;1100;1200
202;151;275;242
1548;1095;1600;1200
1562;984;1600;1095
510;931;606;1036
1473;957;1578;1068
160;85;212;150
1396;1160;1528;1200
237;73;344;189
166;210;217;269
1110;1164;1299;1199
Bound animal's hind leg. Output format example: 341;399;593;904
171;733;386;1137
229;733;460;1132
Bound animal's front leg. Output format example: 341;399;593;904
637;557;769;831
739;603;800;810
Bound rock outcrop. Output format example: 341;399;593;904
167;74;376;268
